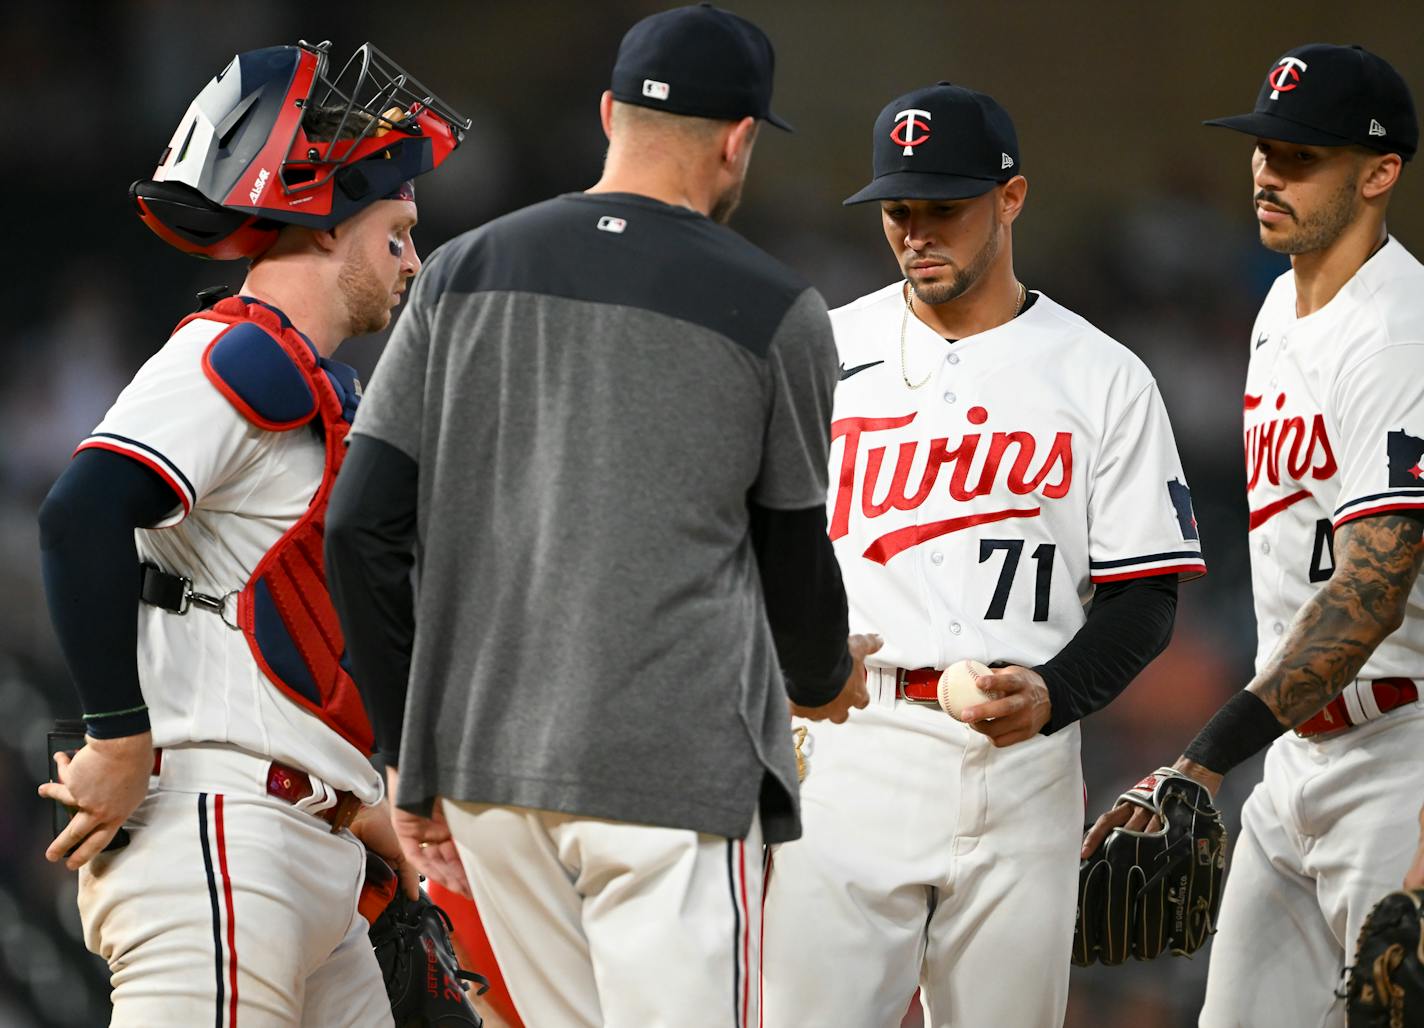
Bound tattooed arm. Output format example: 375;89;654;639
1172;512;1424;792
1247;513;1424;722
1084;513;1424;855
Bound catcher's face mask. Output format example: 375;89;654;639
132;40;470;260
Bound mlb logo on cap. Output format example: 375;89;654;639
642;79;670;101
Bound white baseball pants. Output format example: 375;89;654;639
77;745;391;1027
1200;706;1424;1028
443;800;763;1028
761;669;1083;1027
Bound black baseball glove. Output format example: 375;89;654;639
363;854;489;1028
1072;766;1228;966
1342;888;1424;1027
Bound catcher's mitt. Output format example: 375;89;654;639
1343;888;1424;1028
1073;767;1227;966
362;854;489;1027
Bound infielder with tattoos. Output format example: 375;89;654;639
1084;44;1424;1027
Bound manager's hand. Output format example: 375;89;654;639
791;633;883;724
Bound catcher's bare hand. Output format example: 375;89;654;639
961;665;1051;746
351;801;421;900
38;731;152;870
385;766;472;898
1405;801;1424;890
1081;758;1222;859
790;633;882;724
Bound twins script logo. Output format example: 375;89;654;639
830;405;1073;563
1268;57;1309;100
1243;391;1337;529
891;109;932;156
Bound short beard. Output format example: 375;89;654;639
709;178;743;225
337;247;393;337
907;221;1001;307
1261;172;1361;255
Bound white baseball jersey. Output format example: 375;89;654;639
828;283;1205;670
1244;237;1424;676
1202;237;1424;1026
77;315;381;801
761;284;1203;1028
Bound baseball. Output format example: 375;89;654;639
937;660;995;720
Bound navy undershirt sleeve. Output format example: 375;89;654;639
749;502;852;707
1035;574;1178;735
325;435;419;764
38;449;184;738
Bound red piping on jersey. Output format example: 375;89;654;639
215;794;239;1027
863;508;1040;564
1335;501;1424;529
74;440;192;516
1091;562;1207;584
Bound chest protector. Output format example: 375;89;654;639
177;295;373;754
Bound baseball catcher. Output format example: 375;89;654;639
1343;888;1424;1027
1074;767;1227;966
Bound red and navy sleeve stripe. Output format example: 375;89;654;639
1333;489;1424;528
76;432;196;516
1089;549;1206;583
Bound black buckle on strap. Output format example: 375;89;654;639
139;563;240;630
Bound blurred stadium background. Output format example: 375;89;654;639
1;2;1420;1024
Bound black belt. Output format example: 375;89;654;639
139;563;240;630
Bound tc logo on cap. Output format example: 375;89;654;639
1268;56;1309;100
642;79;670;101
891;108;932;156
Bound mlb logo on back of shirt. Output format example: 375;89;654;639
597;216;627;234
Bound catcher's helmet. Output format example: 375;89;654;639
132;41;469;260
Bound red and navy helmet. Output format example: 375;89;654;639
131;40;469;260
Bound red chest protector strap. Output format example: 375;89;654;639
175;296;374;754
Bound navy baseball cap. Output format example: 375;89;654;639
1205;44;1418;161
844;83;1020;205
610;3;792;131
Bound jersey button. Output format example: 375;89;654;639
947;354;960;365
950;622;963;635
930;551;945;565
1261;540;1271;555
943;391;956;404
1273;621;1285;635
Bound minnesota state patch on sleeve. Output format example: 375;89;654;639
1167;478;1199;541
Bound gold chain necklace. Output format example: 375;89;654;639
899;280;1026;390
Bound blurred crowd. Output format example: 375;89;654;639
2;2;1419;1024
